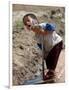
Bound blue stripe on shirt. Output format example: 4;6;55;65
39;23;56;31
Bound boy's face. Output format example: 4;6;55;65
24;16;34;30
24;16;38;30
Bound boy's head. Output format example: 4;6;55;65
23;13;39;30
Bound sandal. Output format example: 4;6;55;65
43;70;56;81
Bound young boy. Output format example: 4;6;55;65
23;13;63;80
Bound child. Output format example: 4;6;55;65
23;13;63;80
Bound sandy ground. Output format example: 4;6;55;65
12;4;65;85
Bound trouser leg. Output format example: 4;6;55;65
45;41;63;70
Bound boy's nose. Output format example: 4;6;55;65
27;21;31;25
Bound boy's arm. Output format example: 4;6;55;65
31;25;53;35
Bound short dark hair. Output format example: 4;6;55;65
23;13;38;25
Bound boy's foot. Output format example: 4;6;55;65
43;70;56;81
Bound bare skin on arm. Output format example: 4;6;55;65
31;25;53;35
31;25;47;35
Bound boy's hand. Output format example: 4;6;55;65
31;25;46;35
31;25;42;31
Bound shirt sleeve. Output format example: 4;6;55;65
39;23;47;30
39;23;56;31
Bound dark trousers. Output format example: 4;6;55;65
37;41;63;70
45;41;63;70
